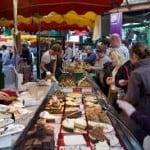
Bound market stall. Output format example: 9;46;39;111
9;70;142;150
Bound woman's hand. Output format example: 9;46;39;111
0;92;9;101
106;77;113;85
119;79;128;86
117;100;136;116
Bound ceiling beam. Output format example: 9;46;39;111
108;2;150;13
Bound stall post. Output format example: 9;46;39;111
13;0;19;89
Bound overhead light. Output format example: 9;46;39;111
123;23;141;27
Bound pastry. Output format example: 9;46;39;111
62;119;74;132
36;119;46;138
86;106;111;123
84;96;98;103
66;101;80;107
78;77;90;87
54;90;65;99
45;124;54;136
27;129;37;138
33;139;42;149
89;126;107;142
66;93;82;98
74;118;87;130
85;102;99;107
39;111;56;122
45;98;64;114
65;107;79;114
24;138;34;146
42;136;54;150
65;97;75;101
60;78;76;87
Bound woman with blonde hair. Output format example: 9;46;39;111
106;49;125;109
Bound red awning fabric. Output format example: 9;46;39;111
9;22;89;32
0;0;123;19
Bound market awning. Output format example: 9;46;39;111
0;11;96;31
0;1;123;32
0;0;123;19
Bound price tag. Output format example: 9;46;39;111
82;87;92;93
73;88;81;93
62;88;73;93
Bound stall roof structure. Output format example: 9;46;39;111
0;0;123;19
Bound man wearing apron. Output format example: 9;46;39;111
40;44;62;79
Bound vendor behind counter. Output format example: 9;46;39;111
40;44;62;79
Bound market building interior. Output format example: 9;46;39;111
0;0;149;150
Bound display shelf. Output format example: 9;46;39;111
12;83;59;150
86;72;143;150
11;72;143;150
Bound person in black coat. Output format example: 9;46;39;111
102;62;114;96
115;60;133;93
21;43;32;66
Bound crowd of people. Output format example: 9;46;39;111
0;43;33;67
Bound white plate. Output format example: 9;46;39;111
0;124;25;137
88;121;114;133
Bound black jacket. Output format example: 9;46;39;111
102;62;114;95
115;60;133;92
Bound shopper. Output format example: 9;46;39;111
83;46;96;66
106;50;125;108
125;42;150;115
115;60;133;93
74;48;83;61
100;38;110;52
117;43;150;144
108;33;129;61
1;45;10;65
89;46;111;71
21;43;32;66
102;62;114;96
89;46;111;95
40;43;62;79
63;45;73;61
